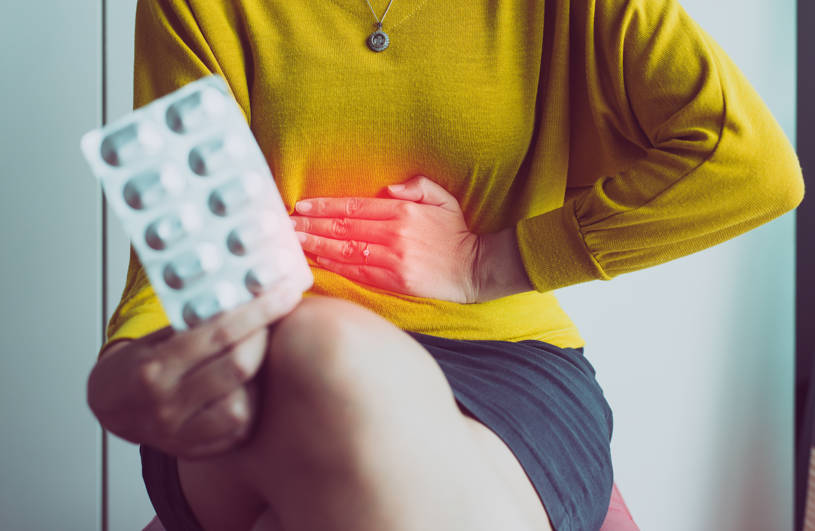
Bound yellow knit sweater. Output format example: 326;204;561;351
105;0;804;349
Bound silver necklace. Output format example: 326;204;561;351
365;0;396;52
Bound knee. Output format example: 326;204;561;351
265;296;397;398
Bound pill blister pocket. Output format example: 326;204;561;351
81;75;312;330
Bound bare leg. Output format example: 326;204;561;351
178;296;553;531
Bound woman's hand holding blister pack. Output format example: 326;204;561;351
81;76;314;457
87;285;301;459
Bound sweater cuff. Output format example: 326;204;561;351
515;202;610;292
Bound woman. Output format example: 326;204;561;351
87;0;804;529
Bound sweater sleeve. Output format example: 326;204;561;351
104;0;248;351
515;0;804;292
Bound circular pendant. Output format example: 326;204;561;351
367;30;390;52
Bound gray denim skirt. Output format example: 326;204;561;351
141;331;614;531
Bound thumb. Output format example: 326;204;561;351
386;176;459;211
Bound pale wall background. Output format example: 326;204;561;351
0;2;103;530
0;0;798;529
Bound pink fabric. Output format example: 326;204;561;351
599;483;640;531
143;483;638;531
143;516;165;531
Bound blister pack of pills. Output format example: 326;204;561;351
81;75;312;330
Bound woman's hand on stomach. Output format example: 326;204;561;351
291;175;533;303
292;175;479;303
86;284;301;460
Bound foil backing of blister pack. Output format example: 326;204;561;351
81;75;313;330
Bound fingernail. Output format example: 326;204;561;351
388;184;405;192
296;232;307;243
229;397;248;419
295;201;312;212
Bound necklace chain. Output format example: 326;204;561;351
365;0;396;29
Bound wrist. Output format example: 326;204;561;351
474;227;534;303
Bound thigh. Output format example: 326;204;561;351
231;296;551;530
169;413;554;531
177;450;269;531
461;413;554;531
170;297;585;531
176;414;552;531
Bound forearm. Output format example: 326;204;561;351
474;227;534;302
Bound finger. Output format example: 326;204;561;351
387;176;459;211
290;216;393;244
173;386;254;459
157;283;301;374
171;327;267;423
294;197;400;220
314;256;403;292
297;233;396;268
